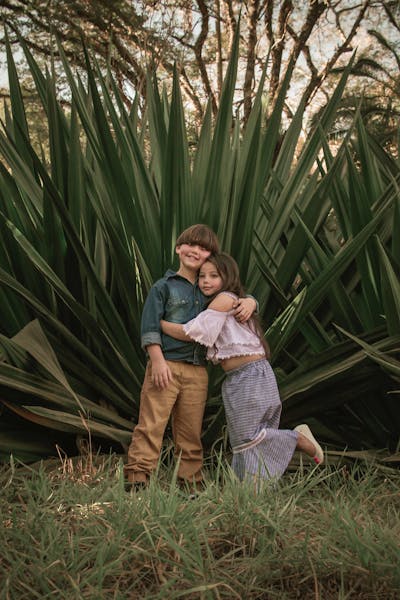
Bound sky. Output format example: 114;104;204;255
0;52;8;87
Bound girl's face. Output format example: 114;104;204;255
198;261;223;296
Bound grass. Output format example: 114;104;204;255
1;450;399;599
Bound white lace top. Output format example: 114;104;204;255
182;292;265;364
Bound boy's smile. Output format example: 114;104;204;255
176;243;211;280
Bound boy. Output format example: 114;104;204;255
124;224;256;489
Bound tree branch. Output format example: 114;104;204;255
301;0;370;107
194;0;217;114
243;0;261;122
268;0;293;105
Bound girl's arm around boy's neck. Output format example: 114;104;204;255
160;293;234;341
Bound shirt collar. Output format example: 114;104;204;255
164;269;197;286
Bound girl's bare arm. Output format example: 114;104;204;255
161;294;233;341
160;320;190;341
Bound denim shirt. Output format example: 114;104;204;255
141;269;207;365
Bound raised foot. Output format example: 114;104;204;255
294;424;324;465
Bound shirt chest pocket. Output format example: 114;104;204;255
165;296;190;321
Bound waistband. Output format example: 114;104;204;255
148;358;207;367
224;357;268;376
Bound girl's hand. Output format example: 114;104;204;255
233;297;257;322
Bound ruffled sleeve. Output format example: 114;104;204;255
182;309;229;347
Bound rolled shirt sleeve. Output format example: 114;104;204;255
140;282;168;349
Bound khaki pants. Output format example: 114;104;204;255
124;360;208;483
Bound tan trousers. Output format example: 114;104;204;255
124;360;208;483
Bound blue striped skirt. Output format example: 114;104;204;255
222;359;298;481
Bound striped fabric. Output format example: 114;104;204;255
222;359;298;481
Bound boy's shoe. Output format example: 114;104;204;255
124;473;149;493
294;424;324;464
124;481;148;493
178;479;205;499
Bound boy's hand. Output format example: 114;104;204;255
233;297;257;323
146;344;173;389
151;358;173;389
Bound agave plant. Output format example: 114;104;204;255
0;29;399;462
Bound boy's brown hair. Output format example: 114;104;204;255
176;224;219;254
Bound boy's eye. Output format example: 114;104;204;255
188;243;207;251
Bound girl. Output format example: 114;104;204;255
161;252;323;483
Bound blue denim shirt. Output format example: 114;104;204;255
141;269;207;365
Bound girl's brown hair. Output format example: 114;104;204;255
204;253;271;359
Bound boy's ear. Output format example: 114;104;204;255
175;245;181;255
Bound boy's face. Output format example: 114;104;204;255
176;243;211;272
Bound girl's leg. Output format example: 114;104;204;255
223;360;297;481
296;433;316;456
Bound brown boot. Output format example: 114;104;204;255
178;478;205;499
124;471;149;492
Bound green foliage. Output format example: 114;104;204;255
0;31;399;460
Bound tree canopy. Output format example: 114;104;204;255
1;0;400;126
